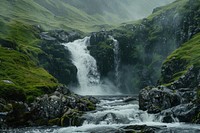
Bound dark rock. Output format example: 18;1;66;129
178;88;197;103
38;29;81;86
139;86;181;113
174;67;200;89
90;31;109;46
160;103;200;123
40;30;80;43
162;114;175;123
124;96;137;102
3;86;97;127
39;32;56;41
5;102;30;127
101;113;118;124
85;96;100;104
0;39;17;49
160;64;200;91
38;37;78;85
48;118;60;126
60;108;84;126
89;32;115;77
122;125;165;133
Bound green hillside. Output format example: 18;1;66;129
0;0;175;33
160;33;200;86
0;0;103;32
0;21;59;102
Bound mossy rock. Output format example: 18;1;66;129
60;109;83;127
0;99;12;112
48;118;61;126
35;118;48;126
80;98;96;111
61;116;83;127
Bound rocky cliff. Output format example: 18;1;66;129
88;0;200;93
138;0;200;123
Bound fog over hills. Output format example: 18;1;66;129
0;0;175;32
63;0;176;22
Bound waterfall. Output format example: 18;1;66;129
63;37;118;95
110;36;121;89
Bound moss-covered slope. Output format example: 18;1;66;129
0;47;58;102
0;20;60;102
160;33;200;88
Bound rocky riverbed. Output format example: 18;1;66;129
0;85;98;129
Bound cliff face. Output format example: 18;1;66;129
88;0;200;93
138;0;200;123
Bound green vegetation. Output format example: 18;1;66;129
0;46;58;102
161;33;200;85
147;0;188;20
0;21;58;102
166;33;200;68
89;36;114;76
0;0;116;33
109;0;200;92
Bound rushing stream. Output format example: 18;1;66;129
8;96;200;133
5;37;200;133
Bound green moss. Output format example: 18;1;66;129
163;33;200;82
80;98;96;111
0;103;12;112
147;0;188;21
35;119;48;126
0;46;58;101
192;111;200;123
48;118;61;126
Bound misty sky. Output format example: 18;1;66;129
65;0;176;22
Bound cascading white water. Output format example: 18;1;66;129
10;96;200;133
110;36;121;89
63;37;118;95
56;96;200;133
63;37;100;95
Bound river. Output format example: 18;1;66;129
6;95;200;133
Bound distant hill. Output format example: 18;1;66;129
0;0;174;32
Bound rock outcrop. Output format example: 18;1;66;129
139;86;181;113
88;0;200;93
39;30;81;85
1;86;98;128
139;34;200;123
89;31;115;77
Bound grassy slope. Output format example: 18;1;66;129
0;20;58;102
0;0;116;33
163;33;200;83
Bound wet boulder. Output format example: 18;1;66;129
121;125;165;133
5;102;31;127
160;103;200;123
61;108;84;127
139;86;181;113
31;87;97;124
3;86;97;127
101;113;118;124
40;30;80;43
